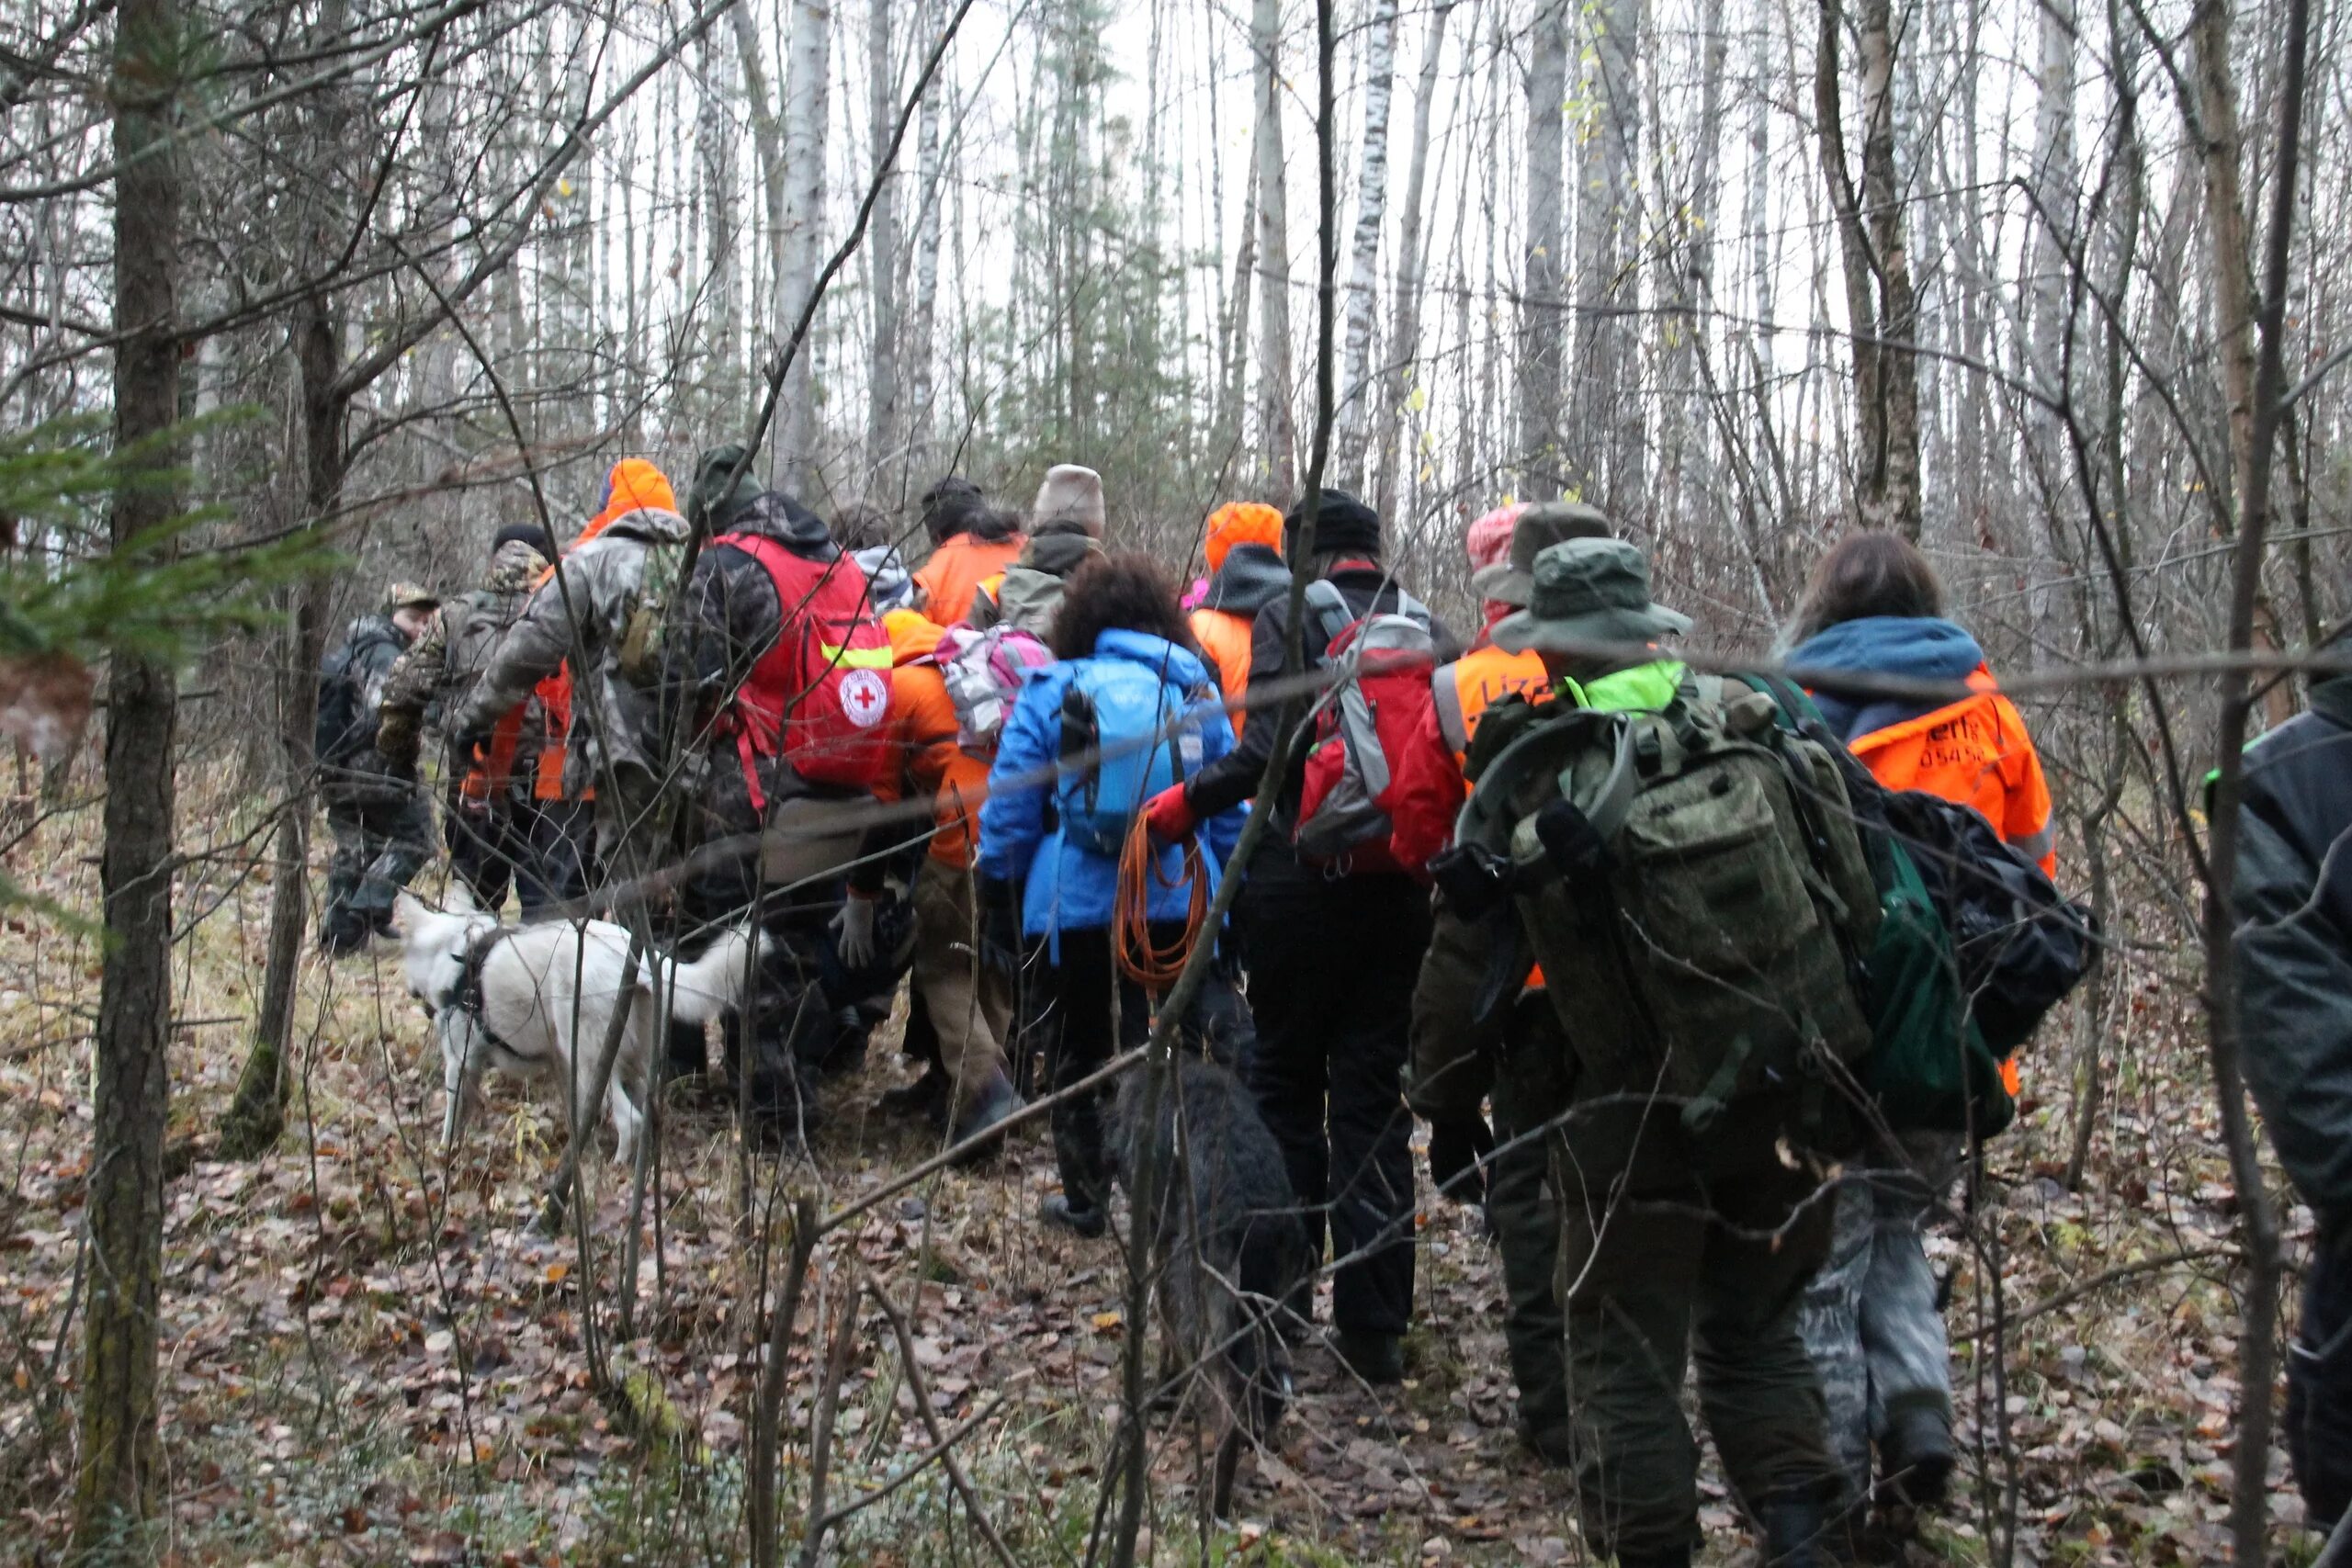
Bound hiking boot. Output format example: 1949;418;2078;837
319;918;371;956
819;1008;870;1077
947;1070;1022;1163
1877;1404;1954;1508
1758;1490;1828;1567
1039;1194;1106;1239
1519;1420;1577;1468
877;1064;951;1127
1332;1330;1404;1386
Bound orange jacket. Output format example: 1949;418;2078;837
526;458;679;799
1189;607;1256;736
913;533;1025;627
1849;670;2056;875
871;643;990;867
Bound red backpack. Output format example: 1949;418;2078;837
711;531;894;806
1292;580;1451;880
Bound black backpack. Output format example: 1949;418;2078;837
314;619;397;771
1753;679;2096;1056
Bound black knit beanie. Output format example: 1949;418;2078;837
1283;488;1382;559
493;522;557;560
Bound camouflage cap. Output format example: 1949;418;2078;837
384;581;440;612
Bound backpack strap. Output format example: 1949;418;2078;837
1431;662;1472;759
1300;579;1355;661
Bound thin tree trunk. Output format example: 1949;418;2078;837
2188;0;2296;728
904;0;944;474
1249;0;1295;502
1519;0;1566;499
776;0;833;494
735;0;792;367
71;0;182;1545
1567;0;1640;507
1332;0;1398;489
2196;2;2312;1560
1857;0;1920;536
1370;0;1452;516
865;0;902;493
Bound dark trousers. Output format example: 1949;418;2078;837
1238;851;1430;1337
1043;927;1154;1211
322;784;433;943
1491;1004;1575;1439
1555;1102;1841;1562
2292;1221;2352;1529
1040;921;1241;1210
445;787;594;918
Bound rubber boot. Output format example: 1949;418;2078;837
1758;1490;1827;1568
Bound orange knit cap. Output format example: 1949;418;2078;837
1204;502;1284;572
1464;502;1525;573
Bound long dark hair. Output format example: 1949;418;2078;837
1051;552;1199;662
1788;531;1945;644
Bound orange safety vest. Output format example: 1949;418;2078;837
1847;667;2055;876
1189;606;1255;736
1431;646;1550;766
1435;645;1554;989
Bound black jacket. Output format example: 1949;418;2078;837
1181;562;1459;831
2232;672;2352;1215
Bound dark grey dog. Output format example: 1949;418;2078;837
1113;1055;1314;1517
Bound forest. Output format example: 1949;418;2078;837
0;0;2341;1562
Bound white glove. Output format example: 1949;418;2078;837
832;894;879;970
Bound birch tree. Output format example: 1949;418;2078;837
1370;0;1453;515
1332;0;1398;489
775;0;833;494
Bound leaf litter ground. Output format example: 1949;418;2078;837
0;840;2324;1566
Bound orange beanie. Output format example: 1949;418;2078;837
1204;502;1284;572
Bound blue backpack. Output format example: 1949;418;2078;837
1057;659;1204;854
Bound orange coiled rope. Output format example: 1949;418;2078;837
1114;812;1209;988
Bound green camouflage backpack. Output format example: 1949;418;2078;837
1452;672;1880;1135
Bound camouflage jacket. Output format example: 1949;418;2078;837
452;508;690;803
377;539;548;773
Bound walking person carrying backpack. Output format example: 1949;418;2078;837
316;582;440;953
377;525;561;915
663;450;894;1138
1143;490;1459;1384
977;554;1244;1237
1782;533;2062;1517
1419;537;1866;1566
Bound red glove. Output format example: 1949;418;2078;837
1143;784;1197;843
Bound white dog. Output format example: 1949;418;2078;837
393;887;763;1161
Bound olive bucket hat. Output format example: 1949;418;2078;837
1469;500;1613;607
1489;536;1692;656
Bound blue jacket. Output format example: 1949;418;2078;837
978;629;1244;942
1790;615;1986;743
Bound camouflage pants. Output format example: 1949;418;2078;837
322;787;433;943
1796;1131;1964;1495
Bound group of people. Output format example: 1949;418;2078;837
315;454;2081;1565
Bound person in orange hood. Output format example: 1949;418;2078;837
509;457;685;899
910;476;1024;626
1787;529;2057;1511
1188;502;1287;736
